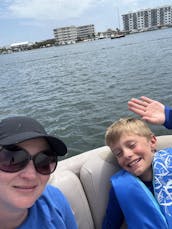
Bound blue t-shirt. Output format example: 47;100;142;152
17;185;78;229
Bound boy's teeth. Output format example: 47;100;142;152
129;159;140;167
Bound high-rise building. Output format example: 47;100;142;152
122;5;172;32
53;26;77;45
77;25;95;41
53;24;95;44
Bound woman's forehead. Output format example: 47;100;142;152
17;137;49;148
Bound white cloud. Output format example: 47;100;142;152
1;0;171;21
5;0;102;20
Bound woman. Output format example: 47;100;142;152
0;116;77;229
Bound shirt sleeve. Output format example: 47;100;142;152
102;187;124;229
164;106;172;129
45;185;78;229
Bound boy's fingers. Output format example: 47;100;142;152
129;98;148;107
128;106;145;116
128;101;146;111
140;96;154;104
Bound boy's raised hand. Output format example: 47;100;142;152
128;96;165;125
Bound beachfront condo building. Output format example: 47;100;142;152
53;26;77;45
53;24;95;44
122;5;172;32
77;24;95;41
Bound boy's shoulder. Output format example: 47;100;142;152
111;169;125;179
153;148;172;176
154;147;172;158
110;169;134;183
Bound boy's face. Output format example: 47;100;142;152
110;133;157;181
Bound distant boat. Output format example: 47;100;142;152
98;33;106;39
111;34;125;39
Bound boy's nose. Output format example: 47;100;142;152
123;148;133;158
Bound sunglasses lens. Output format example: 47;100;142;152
0;146;57;175
34;151;57;175
0;146;29;172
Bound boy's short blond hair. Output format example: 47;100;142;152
105;117;154;147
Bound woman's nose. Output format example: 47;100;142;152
19;161;38;179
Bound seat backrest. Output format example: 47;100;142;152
49;169;94;229
80;155;119;229
49;135;172;229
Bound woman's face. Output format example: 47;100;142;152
0;138;50;213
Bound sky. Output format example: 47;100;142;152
0;0;172;46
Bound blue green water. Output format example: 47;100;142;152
0;28;172;158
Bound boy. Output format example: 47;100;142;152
103;117;171;228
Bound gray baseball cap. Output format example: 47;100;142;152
0;116;67;156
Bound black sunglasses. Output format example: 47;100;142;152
0;145;58;175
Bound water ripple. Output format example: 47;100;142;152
0;28;172;158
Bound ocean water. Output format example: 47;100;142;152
0;28;172;158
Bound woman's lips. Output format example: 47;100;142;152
13;185;37;192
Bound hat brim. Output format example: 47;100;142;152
0;132;67;156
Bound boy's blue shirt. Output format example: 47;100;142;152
17;185;78;229
102;187;123;229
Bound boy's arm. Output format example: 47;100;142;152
164;106;172;129
102;187;124;229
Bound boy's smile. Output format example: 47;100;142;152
128;158;142;167
110;133;157;181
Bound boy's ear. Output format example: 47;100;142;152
150;135;157;150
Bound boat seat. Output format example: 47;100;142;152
48;135;172;229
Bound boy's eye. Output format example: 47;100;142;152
129;142;136;149
113;150;122;158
